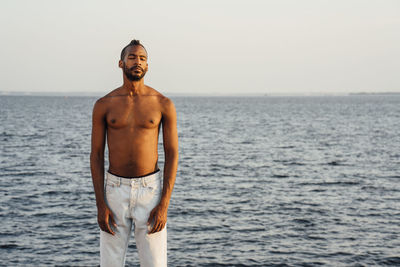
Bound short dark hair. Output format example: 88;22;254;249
120;39;147;60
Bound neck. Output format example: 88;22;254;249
122;77;145;96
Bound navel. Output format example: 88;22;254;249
111;119;116;124
150;119;154;124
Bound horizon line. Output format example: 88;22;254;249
1;91;400;97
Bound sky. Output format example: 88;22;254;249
0;0;399;96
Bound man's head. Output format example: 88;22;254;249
119;39;148;81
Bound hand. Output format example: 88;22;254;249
97;204;117;235
147;204;167;234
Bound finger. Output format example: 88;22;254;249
156;222;163;232
151;225;159;234
109;212;117;228
156;221;166;233
105;215;115;235
159;222;165;231
150;221;163;234
106;221;115;235
149;221;158;234
100;222;111;234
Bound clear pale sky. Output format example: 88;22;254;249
1;0;399;95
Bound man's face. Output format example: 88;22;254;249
120;45;148;81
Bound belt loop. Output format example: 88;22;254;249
117;177;121;187
142;177;146;187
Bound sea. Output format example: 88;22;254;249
0;95;399;266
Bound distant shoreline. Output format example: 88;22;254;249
348;92;400;95
1;91;400;97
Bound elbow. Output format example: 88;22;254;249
90;151;104;163
164;148;179;161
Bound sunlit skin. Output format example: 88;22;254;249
90;45;179;235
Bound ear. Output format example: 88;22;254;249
145;62;149;71
118;60;124;69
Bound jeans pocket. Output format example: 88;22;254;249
146;180;161;195
105;179;119;194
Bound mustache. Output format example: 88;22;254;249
129;66;144;72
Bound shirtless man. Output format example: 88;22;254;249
90;40;178;267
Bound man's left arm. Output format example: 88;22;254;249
148;98;178;234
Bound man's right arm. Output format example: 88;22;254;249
90;99;116;235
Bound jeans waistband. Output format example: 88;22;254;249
106;170;161;186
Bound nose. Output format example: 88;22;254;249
134;57;141;65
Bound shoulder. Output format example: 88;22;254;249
145;85;176;112
93;87;123;113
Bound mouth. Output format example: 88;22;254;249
131;66;142;71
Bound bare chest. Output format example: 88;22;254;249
106;99;161;130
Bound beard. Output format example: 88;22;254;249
123;64;147;81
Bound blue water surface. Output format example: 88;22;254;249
1;95;399;266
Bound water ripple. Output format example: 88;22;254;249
1;95;399;266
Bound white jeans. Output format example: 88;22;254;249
100;170;167;267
